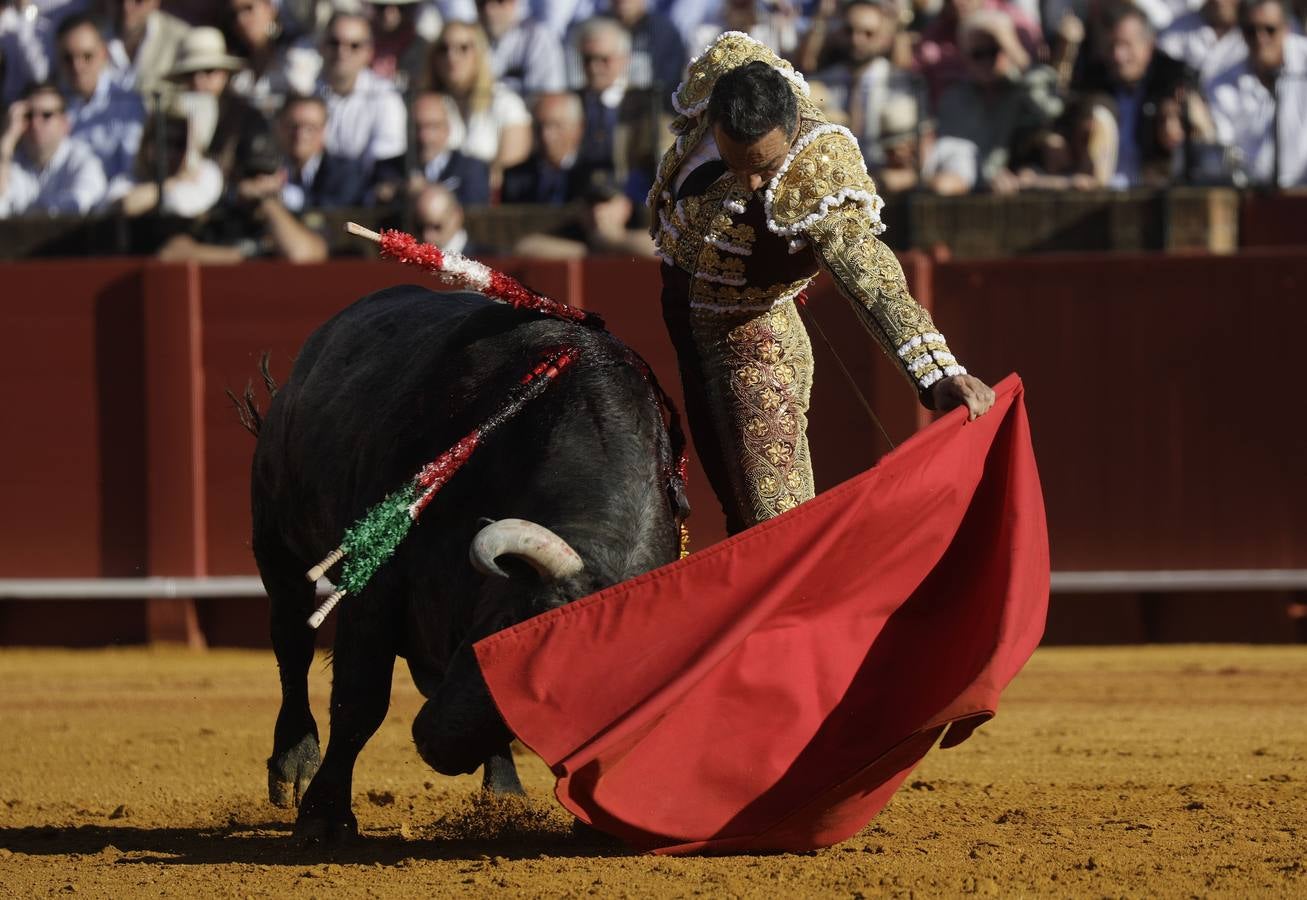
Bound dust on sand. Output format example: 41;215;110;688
0;645;1302;897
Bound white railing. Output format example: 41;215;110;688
0;571;1303;600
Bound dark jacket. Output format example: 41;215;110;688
423;150;492;206
501;154;606;205
299;152;369;209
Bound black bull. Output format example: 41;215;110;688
252;285;684;842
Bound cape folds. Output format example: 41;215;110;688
474;374;1048;854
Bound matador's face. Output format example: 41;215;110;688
713;123;796;194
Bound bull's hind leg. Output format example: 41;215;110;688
260;537;322;810
293;591;397;844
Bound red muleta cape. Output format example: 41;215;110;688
473;374;1049;854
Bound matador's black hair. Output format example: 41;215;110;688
707;60;798;143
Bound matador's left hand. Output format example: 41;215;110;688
931;374;995;420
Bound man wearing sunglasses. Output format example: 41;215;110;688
55;13;146;201
1072;4;1200;188
1204;0;1307;186
650;33;994;532
0;81;107;216
924;9;1062;195
316;12;407;188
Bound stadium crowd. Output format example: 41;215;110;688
0;0;1303;260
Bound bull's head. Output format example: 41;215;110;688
413;517;590;776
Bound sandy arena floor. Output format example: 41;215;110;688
0;645;1302;898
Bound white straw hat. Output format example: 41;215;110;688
167;27;245;79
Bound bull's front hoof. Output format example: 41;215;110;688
292;809;359;846
268;734;321;808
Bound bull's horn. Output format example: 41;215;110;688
470;518;584;581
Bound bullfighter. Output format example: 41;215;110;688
651;32;995;533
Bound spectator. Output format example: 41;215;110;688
797;0;913;75
501;90;603;202
477;0;566;96
155;94;335;263
224;0;320;117
924;9;1062;193
573;16;667;198
423;19;531;178
685;0;802;60
1160;0;1245;76
512;173;655;258
56;13;145;199
103;0;191;97
1;0;52;105
1138;80;1220;183
114;104;223;219
1205;0;1307;186
795;0;848;74
272;93;368;211
1016;93;1119;189
363;0;431;95
915;0;1045;103
871;91;933;192
0;80;106;215
403;89;490;204
607;0;685;98
166;26;278;185
1074;3;1200;188
411;181;483;252
317;12;407;181
574;16;629;173
813;0;921;167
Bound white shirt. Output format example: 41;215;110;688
1158;14;1244;79
65;70;146;200
320;68;407;169
0;136;107;217
0;5;50;105
489;18;566;96
229;37;322;119
106;12;157;87
450;83;530;164
1132;0;1200;32
1204;34;1307;187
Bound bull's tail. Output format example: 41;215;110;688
226;352;279;438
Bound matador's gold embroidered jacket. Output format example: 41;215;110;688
650;32;972;525
650;31;967;398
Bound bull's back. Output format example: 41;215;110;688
250;285;630;552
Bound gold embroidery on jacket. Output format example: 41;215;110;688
768;129;877;232
806;203;950;389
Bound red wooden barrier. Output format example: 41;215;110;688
933;250;1307;572
2;251;1303;645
